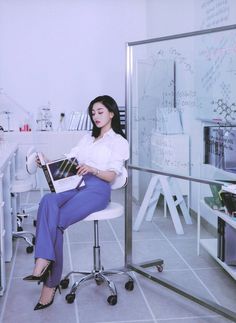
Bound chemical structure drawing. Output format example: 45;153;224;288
212;99;236;123
211;98;236;152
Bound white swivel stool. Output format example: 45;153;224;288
60;169;134;305
11;146;42;253
11;179;35;253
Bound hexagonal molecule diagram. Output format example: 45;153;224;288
212;99;236;124
211;99;236;153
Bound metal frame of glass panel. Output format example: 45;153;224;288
125;24;236;322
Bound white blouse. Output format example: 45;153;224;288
67;129;129;175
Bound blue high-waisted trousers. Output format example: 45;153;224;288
34;174;111;288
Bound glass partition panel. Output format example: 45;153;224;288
127;26;236;183
126;25;236;321
127;167;236;319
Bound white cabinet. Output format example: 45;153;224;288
0;143;17;295
0;173;6;296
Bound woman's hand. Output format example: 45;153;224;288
76;164;96;176
35;155;42;168
35;152;49;168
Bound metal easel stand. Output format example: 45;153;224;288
133;174;192;234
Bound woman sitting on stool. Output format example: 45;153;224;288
23;95;129;310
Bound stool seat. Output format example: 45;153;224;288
11;179;33;193
83;202;124;221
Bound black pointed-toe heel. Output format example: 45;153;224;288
23;261;52;284
34;285;61;311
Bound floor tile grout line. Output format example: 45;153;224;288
98;313;221;323
108;219;157;323
146;267;221;273
131;276;157;323
146;314;225;321
65;229;80;323
98;319;155;323
153;221;220;305
69;239;121;245
107;220;124;255
0;239;19;323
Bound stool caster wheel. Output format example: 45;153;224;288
125;280;134;291
32;237;36;245
95;277;103;285
17;216;23;223
60;278;70;289
17;226;23;232
156;265;163;272
66;293;75;304
26;246;34;253
33;220;37;227
107;295;117;305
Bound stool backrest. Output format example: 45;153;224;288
111;166;127;190
26;146;38;175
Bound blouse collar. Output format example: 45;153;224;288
103;128;115;138
91;128;116;142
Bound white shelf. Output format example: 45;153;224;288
200;200;236;229
200;238;236;279
198;122;236;282
199;197;236;281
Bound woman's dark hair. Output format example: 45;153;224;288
88;95;126;138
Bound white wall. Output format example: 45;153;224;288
145;0;236;38
194;0;236;30
146;0;195;38
0;0;146;131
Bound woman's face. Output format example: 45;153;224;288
91;102;114;130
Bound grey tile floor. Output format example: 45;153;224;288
0;189;236;323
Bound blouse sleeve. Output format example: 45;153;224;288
107;137;129;175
